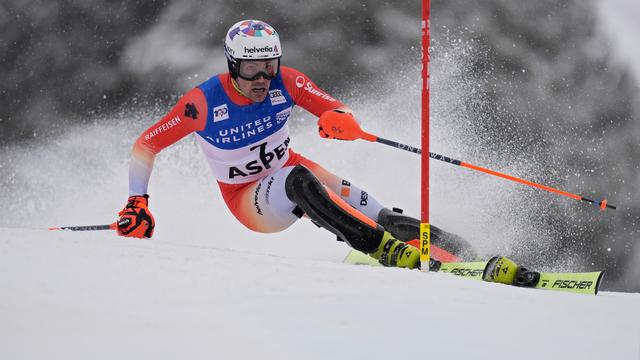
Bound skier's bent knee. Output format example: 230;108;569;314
284;165;383;253
284;165;420;268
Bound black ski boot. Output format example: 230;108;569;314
429;258;442;271
376;208;477;261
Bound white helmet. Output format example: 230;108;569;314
224;20;282;79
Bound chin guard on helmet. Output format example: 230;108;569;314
284;165;384;253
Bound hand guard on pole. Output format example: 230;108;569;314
117;194;155;238
318;109;363;141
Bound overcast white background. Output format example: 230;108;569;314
599;0;640;90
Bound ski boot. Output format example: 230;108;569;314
377;208;478;261
428;258;442;271
482;256;540;287
368;231;421;269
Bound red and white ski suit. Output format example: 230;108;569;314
128;67;384;232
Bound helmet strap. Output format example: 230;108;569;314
231;78;249;98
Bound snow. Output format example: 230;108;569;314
1;225;639;359
1;102;639;359
598;0;640;85
2;28;640;356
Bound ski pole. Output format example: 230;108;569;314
48;222;117;231
349;127;616;210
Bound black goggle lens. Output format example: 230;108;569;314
238;59;279;81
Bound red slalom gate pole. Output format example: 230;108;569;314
420;0;431;271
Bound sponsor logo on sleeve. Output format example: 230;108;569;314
269;89;287;106
184;103;199;120
294;75;336;101
213;104;229;122
304;82;336;102
144;116;182;141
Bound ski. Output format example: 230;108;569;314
534;271;604;295
343;245;462;266
438;261;487;280
344;250;604;295
344;249;384;266
344;249;487;280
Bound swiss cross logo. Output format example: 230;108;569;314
213;104;229;122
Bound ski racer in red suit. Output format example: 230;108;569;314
117;19;475;268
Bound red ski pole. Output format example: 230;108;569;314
347;126;616;211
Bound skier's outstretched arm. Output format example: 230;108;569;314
118;88;208;238
129;88;207;195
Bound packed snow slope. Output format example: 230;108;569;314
1;118;640;359
2;226;640;360
1;57;639;358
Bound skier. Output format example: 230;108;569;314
116;19;476;270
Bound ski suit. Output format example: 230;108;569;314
128;66;385;233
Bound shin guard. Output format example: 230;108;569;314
285;165;384;254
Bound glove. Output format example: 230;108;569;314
317;109;363;141
117;194;155;238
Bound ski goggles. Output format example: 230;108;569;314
238;59;279;81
